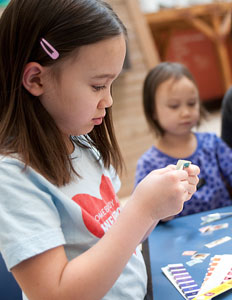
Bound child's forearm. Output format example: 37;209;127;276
141;220;159;243
58;199;154;299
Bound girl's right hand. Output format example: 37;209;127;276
132;164;200;222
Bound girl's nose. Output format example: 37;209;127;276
180;106;191;117
98;91;113;109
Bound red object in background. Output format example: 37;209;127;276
227;36;232;72
164;29;224;102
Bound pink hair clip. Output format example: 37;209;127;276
40;38;59;60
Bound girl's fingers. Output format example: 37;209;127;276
178;164;200;193
157;163;199;176
187;183;197;195
154;164;176;175
186;164;200;176
180;174;198;199
187;175;199;185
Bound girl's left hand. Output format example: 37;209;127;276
184;164;200;199
160;164;200;222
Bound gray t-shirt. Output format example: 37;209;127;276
0;145;147;299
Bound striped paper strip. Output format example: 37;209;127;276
168;264;200;300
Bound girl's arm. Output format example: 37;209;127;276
12;165;199;300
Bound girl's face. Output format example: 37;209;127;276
39;34;126;137
154;76;200;136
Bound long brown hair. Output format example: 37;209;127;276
0;0;126;186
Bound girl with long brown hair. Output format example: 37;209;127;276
0;1;199;299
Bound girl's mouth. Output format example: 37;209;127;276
92;117;103;125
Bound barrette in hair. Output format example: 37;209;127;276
40;38;59;60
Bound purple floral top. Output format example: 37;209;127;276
135;132;232;217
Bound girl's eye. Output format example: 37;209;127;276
188;102;196;106
169;105;179;109
92;85;106;91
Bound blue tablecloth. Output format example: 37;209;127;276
146;206;232;300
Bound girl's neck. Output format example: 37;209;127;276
155;131;197;158
63;135;75;155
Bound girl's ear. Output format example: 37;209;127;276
22;62;45;96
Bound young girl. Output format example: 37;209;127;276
135;62;232;221
0;2;199;299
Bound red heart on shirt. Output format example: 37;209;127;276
72;175;120;238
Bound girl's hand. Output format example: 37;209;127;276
184;164;200;199
160;216;174;222
132;164;200;222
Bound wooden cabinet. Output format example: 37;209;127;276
145;2;232;101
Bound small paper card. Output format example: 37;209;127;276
199;223;228;233
204;236;231;248
176;160;192;170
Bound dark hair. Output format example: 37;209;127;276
143;62;207;136
0;0;127;186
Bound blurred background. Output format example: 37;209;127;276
0;0;9;6
108;0;232;199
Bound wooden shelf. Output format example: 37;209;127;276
145;2;232;100
146;2;232;25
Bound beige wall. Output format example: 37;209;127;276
106;0;159;198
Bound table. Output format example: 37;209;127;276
145;205;232;300
0;253;22;300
